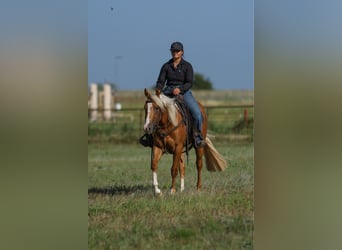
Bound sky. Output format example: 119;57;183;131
88;0;254;90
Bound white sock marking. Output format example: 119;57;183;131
152;172;161;194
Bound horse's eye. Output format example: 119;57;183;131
155;107;159;111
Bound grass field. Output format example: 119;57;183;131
88;142;254;249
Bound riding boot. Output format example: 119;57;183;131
139;133;153;147
194;131;206;148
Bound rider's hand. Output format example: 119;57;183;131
173;88;180;96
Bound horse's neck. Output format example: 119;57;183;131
160;109;180;128
160;113;171;127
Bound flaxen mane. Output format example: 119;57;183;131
149;94;178;126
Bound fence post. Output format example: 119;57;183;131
244;108;248;125
90;83;98;122
139;109;143;138
103;84;112;121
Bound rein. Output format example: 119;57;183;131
146;99;183;138
154;104;189;165
156;120;184;138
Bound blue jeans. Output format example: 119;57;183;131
183;90;203;134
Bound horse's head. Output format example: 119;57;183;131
143;89;163;134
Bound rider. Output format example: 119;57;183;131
140;41;206;148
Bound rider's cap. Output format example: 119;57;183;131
170;42;183;51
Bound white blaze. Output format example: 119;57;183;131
144;103;152;131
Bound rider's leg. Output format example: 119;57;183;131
183;90;206;147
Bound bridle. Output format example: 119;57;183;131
144;100;162;134
144;99;184;138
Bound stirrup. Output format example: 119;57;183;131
139;134;153;147
194;133;206;148
195;137;206;148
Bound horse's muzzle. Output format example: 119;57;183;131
144;124;155;135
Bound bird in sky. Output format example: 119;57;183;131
110;7;114;11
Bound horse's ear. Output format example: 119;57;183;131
144;88;150;98
156;88;161;97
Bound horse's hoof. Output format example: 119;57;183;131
155;192;162;197
153;187;162;196
170;188;176;195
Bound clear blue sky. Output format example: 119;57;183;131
88;0;254;90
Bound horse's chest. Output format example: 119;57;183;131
165;137;176;153
155;136;176;153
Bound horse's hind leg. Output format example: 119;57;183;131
195;147;204;190
178;153;185;192
151;147;163;195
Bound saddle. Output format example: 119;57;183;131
173;95;194;152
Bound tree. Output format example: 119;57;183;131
193;73;214;90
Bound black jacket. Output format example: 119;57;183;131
155;58;193;95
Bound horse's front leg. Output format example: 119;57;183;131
170;147;183;194
178;153;185;192
151;146;163;195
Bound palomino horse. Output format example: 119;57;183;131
143;88;227;195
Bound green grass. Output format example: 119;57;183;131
88;142;254;249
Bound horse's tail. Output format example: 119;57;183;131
204;137;227;172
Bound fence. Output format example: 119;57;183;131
88;105;254;141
